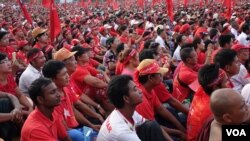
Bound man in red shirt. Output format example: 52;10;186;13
42;60;101;141
187;64;228;141
21;78;71;141
173;47;199;102
134;59;186;140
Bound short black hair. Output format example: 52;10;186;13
27;48;42;65
218;35;232;48
180;47;195;63
107;75;133;108
143;40;154;49
42;60;65;79
0;52;7;62
29;78;52;106
139;49;154;62
176;34;184;45
0;30;8;40
71;46;90;61
214;49;237;69
209;28;218;39
198;64;220;95
192;37;202;50
116;43;125;55
242;23;250;33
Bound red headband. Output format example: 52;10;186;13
138;62;160;75
123;49;137;65
207;69;226;87
28;51;43;62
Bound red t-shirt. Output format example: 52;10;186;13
0;46;15;59
119;36;135;44
54;88;79;128
88;59;100;68
173;64;198;102
0;74;17;96
71;65;90;95
21;108;67;141
153;82;172;103
197;51;206;65
136;84;161;120
33;42;42;49
187;87;212;141
136;28;144;35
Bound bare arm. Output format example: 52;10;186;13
156;105;186;132
73;100;104;123
73;107;101;131
15;88;33;115
167;97;189;115
83;75;107;88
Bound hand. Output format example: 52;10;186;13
96;113;104;123
206;43;214;56
11;108;23;122
91;124;101;131
178;131;187;141
97;106;105;116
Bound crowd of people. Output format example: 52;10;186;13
1;0;250;141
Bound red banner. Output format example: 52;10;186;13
50;2;61;43
17;0;33;24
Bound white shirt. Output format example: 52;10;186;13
231;28;238;39
155;35;166;48
173;45;182;61
19;64;43;96
231;64;250;93
237;32;249;46
97;110;145;141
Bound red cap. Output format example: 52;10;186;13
179;24;190;34
174;25;181;33
231;44;250;52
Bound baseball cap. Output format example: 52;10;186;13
53;48;77;61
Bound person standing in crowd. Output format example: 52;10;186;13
237;23;250;46
21;78;71;141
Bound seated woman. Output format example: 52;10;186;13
120;48;140;76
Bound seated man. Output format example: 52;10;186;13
42;60;102;141
199;88;250;141
187;64;228;141
97;75;172;141
19;48;46;96
21;78;71;141
135;59;186;140
0;92;22;141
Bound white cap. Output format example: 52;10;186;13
145;22;154;30
104;24;112;29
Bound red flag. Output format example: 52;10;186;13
95;0;99;7
166;0;174;22
137;0;144;8
199;0;203;7
81;0;87;8
50;2;61;43
42;0;51;8
183;0;188;7
225;0;231;20
64;0;66;10
112;0;119;10
88;0;91;4
17;0;33;24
